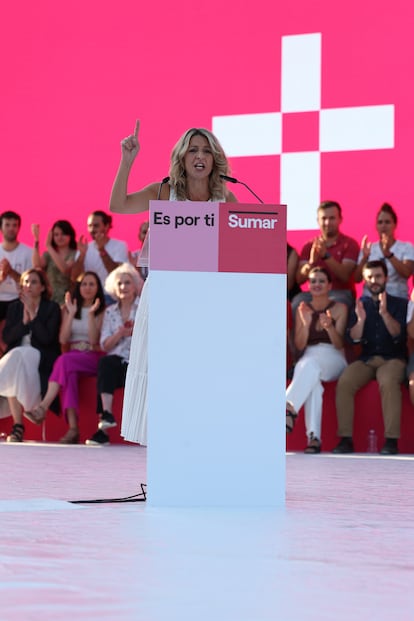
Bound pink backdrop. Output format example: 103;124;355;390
1;0;413;260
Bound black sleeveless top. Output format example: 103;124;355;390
307;301;336;346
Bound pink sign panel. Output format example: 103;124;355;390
149;201;219;272
150;201;286;274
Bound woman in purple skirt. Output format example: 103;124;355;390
25;271;106;443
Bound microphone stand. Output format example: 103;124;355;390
220;174;264;204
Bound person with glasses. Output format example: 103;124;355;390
286;267;348;453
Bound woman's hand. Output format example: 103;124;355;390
297;301;313;327
120;120;140;168
89;298;101;315
64;291;77;316
31;223;40;242
20;291;38;323
45;228;53;249
380;233;393;256
319;309;333;331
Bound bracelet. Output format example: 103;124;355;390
34;241;39;249
384;252;394;259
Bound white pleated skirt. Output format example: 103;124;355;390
121;278;148;445
0;345;41;418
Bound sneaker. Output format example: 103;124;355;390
98;411;117;431
332;437;354;454
85;429;110;446
380;438;398;455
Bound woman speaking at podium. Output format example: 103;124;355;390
110;121;237;445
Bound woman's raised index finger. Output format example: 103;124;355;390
134;119;140;137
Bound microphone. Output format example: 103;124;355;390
220;174;264;204
157;176;170;200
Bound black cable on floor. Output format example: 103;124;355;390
69;483;147;504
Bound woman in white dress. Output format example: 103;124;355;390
110;122;237;445
0;268;61;442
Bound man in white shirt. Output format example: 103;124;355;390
72;210;128;301
0;211;33;320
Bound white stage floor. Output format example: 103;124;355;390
1;443;413;620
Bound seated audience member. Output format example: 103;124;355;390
0;211;33;353
287;243;301;301
286;268;348;453
71;210;129;303
354;203;414;300
25;271;105;443
0;269;61;442
86;263;140;445
407;291;414;407
294;201;359;311
32;220;77;305
333;260;408;456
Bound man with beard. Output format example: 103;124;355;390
0;211;33;319
333;260;408;455
71;210;128;303
294;201;359;310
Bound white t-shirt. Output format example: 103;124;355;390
359;239;414;298
77;238;129;292
0;243;33;301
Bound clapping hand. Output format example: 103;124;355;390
360;235;371;260
298;301;313;327
378;291;388;316
0;258;10;282
31;223;40;243
20;290;38;323
120;320;134;338
380;233;393;256
89;298;101;315
64;291;77;316
310;237;327;264
94;230;107;251
45;228;53;249
319;309;333;331
355;299;366;322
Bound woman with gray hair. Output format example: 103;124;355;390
86;262;140;445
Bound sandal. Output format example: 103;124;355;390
286;409;298;434
7;423;25;443
304;435;321;454
24;404;46;425
59;429;80;444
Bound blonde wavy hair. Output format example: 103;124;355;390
169;128;230;201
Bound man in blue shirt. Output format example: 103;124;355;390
333;260;407;455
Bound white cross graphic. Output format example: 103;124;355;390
212;33;394;230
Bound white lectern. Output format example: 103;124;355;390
147;201;286;507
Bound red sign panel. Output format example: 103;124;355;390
218;204;286;274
